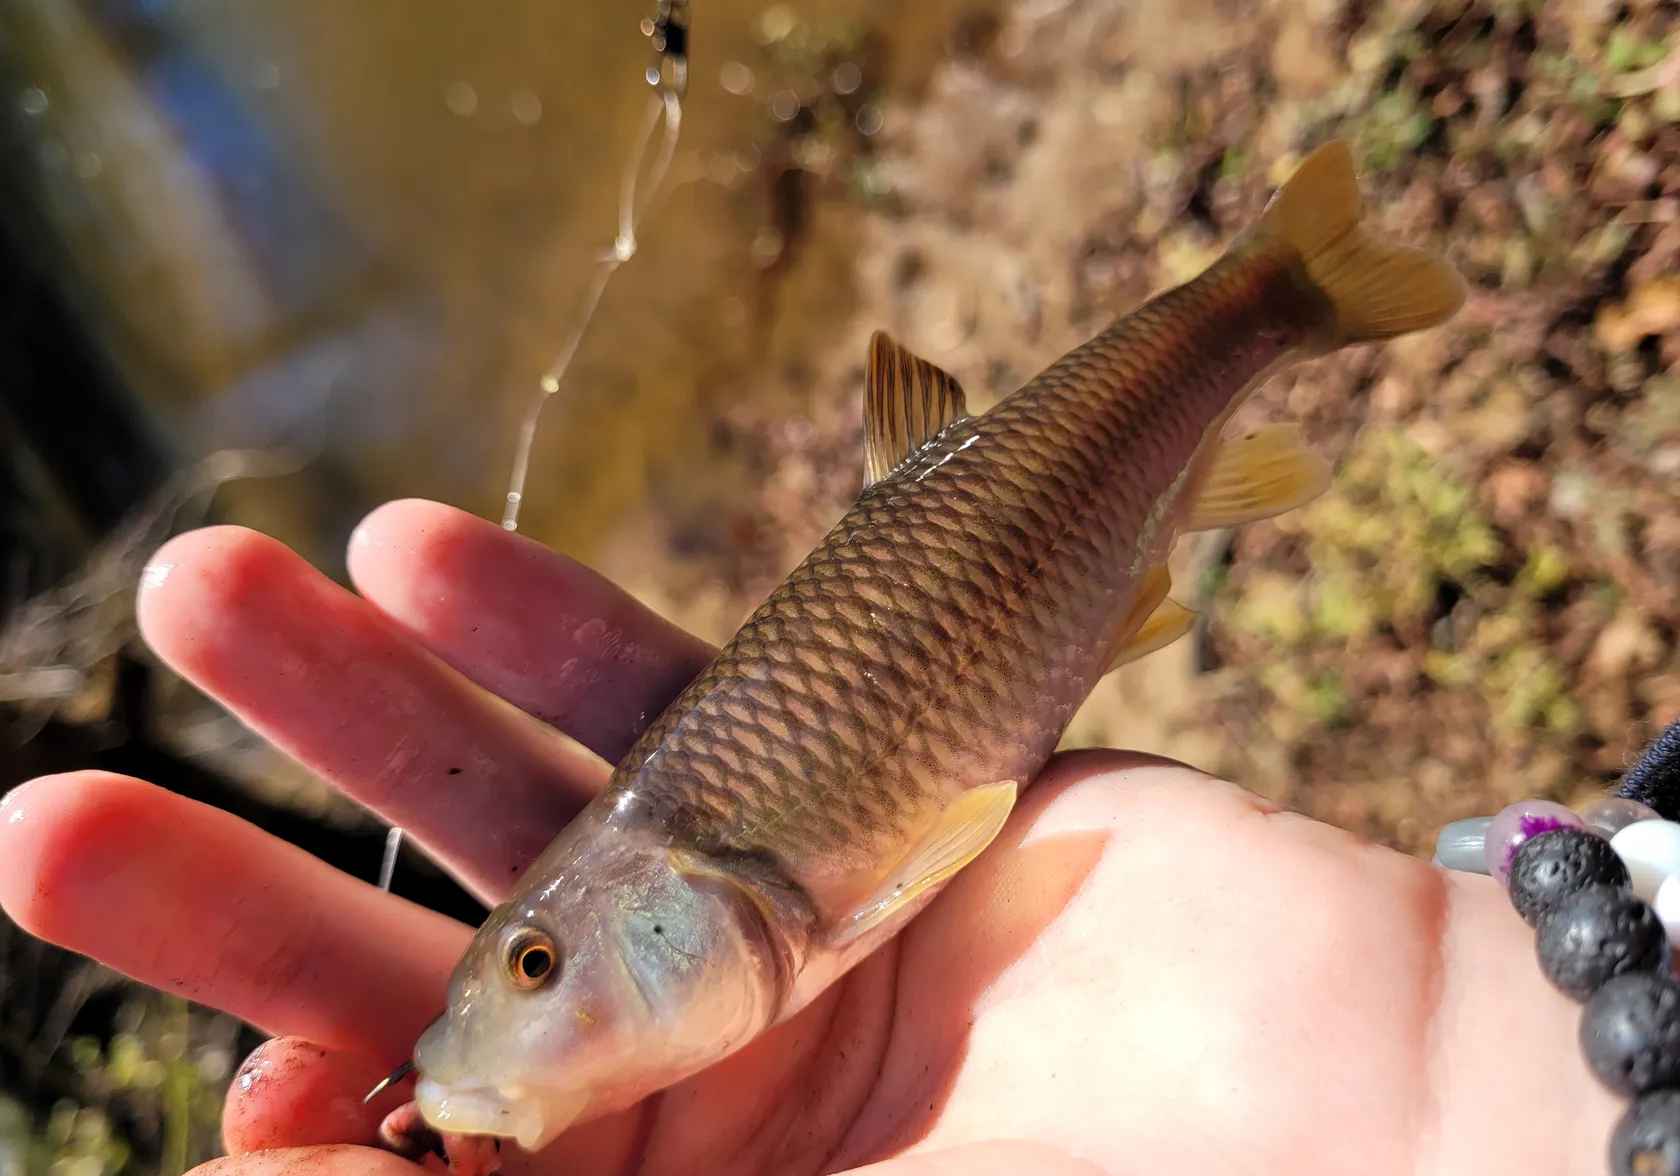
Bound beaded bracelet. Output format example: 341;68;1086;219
1433;717;1680;1176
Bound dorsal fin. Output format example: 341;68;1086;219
863;331;969;488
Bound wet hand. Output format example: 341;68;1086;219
0;501;1619;1175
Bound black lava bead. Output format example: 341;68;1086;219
1583;972;1680;1096
1613;1089;1680;1176
1508;827;1631;927
1537;884;1668;1001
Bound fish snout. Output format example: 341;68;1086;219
415;1075;577;1153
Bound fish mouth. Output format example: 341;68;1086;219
414;1077;576;1153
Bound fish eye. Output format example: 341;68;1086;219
503;927;559;990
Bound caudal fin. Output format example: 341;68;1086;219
1254;140;1465;345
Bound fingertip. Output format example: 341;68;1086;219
347;499;464;567
347;497;552;603
0;771;153;942
346;499;485;608
137;525;296;663
223;1037;399;1155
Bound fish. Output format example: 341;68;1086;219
396;139;1465;1154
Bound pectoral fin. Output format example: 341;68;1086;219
862;331;969;488
1187;423;1332;531
836;779;1017;946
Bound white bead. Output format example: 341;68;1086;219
1610;818;1680;902
1655;874;1680;945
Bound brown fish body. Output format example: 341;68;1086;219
591;239;1321;932
405;140;1465;1154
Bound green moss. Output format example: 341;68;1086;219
1308;671;1352;726
1606;28;1640;73
1355;91;1433;172
1515;542;1572;597
1216;425;1595;745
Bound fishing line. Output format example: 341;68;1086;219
376;823;404;893
500;1;689;533
377;2;691;894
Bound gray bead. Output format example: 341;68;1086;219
1432;816;1493;873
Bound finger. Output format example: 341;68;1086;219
188;1146;423;1176
348;500;715;763
223;1038;402;1154
0;772;468;1059
139;525;602;898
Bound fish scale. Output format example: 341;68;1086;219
399;141;1468;1158
605;246;1317;915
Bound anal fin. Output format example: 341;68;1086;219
835;779;1017;947
1187;423;1332;531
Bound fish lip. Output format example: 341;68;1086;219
414;1076;568;1153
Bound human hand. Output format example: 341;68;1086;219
0;500;1620;1175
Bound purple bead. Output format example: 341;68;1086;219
1484;799;1588;882
1584;797;1663;839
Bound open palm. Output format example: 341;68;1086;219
0;501;1619;1175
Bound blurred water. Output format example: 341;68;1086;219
0;0;974;572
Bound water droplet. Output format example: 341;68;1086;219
735;143;762;172
444;82;477;117
19;87;47;115
74;152;103;178
855;105;884;136
509;89;542;125
539;375;560;394
251;60;280;90
719;61;753;95
757;5;796;44
832;63;861;95
770;89;799;122
751;226;785;266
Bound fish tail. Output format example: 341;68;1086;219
1252;140;1465;346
